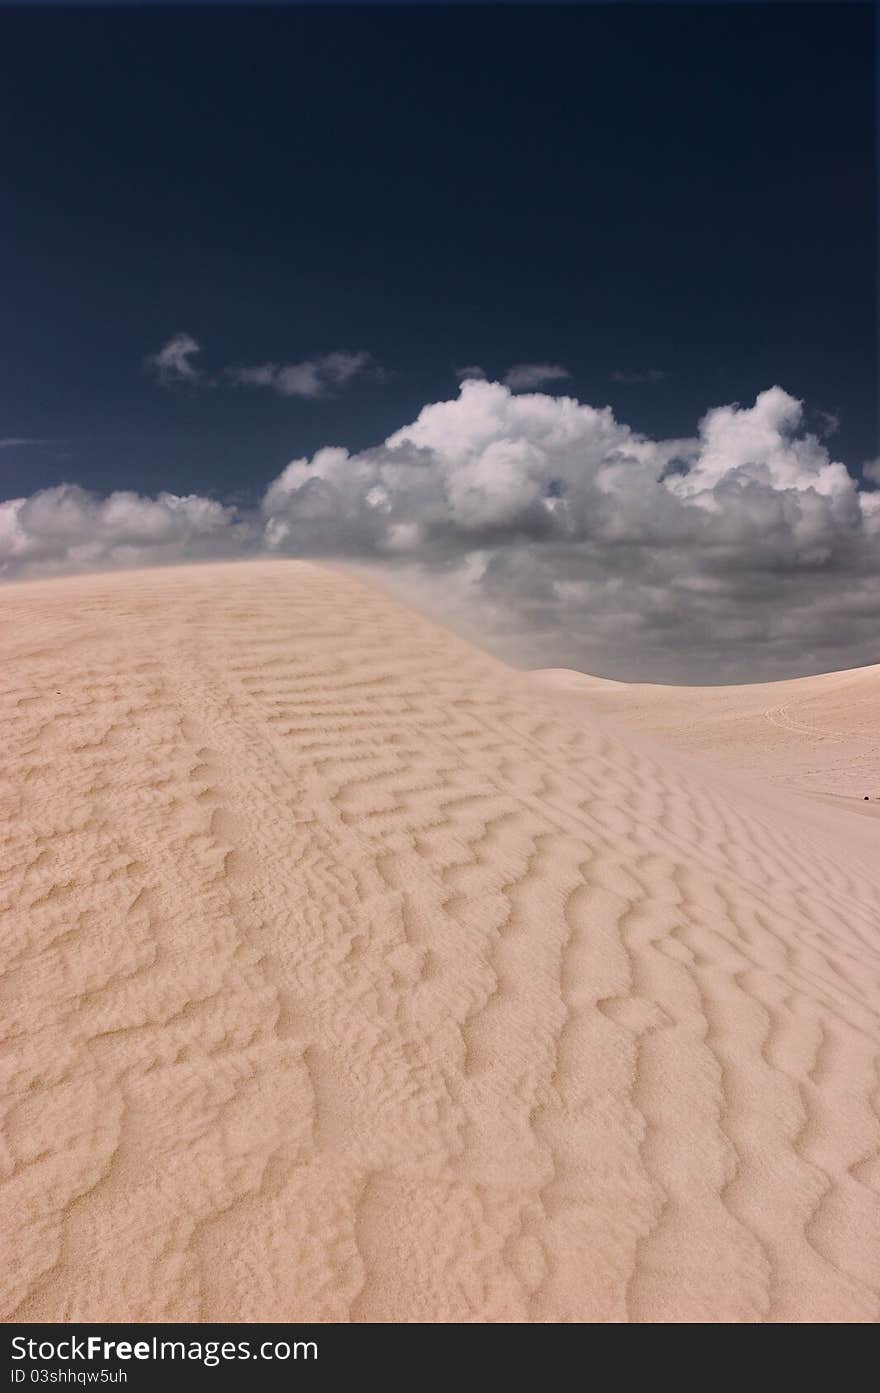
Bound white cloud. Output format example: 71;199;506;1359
257;380;880;677
4;380;879;681
666;386;852;502
148;337;380;398
147;332;203;385
228;351;377;398
503;363;571;391
0;484;253;578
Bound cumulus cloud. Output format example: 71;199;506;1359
0;484;255;578
228;351;378;398
3;380;879;682
148;333;203;385
503;363;571;391
257;380;880;679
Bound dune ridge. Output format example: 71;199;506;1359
2;560;879;1322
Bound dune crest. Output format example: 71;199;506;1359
2;560;879;1322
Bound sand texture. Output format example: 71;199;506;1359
532;665;880;817
2;560;879;1323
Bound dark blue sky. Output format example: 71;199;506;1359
1;2;876;504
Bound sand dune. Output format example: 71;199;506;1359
2;560;879;1323
532;664;880;816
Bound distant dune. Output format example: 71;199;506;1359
2;560;879;1322
531;663;880;816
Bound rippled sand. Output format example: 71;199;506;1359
2;560;879;1322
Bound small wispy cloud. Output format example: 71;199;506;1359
147;335;382;399
229;350;378;399
147;332;203;386
455;364;570;390
0;438;55;450
503;363;571;392
815;408;840;438
611;368;669;385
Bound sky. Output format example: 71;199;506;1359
1;2;877;682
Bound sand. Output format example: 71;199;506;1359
2;559;879;1323
532;664;880;817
